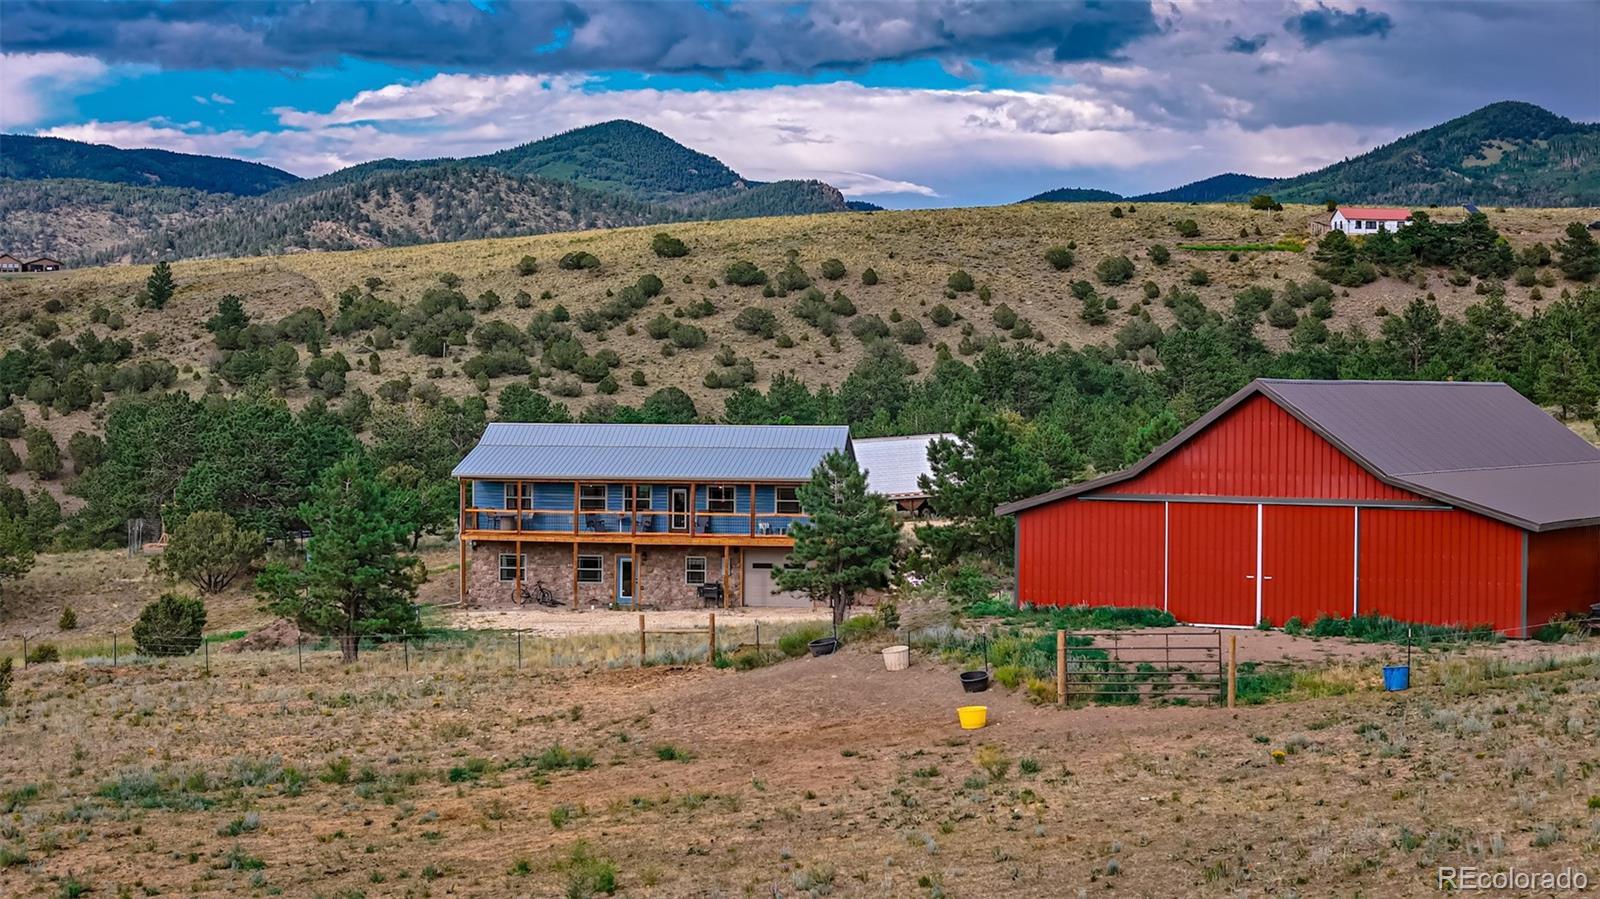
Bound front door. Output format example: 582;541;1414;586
1167;502;1258;626
616;555;634;607
669;488;689;532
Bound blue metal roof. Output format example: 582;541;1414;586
452;423;851;481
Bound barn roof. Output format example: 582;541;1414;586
997;380;1600;531
853;433;953;499
451;423;850;482
1337;207;1413;220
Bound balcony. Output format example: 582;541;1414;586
458;480;807;545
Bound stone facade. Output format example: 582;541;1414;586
465;540;750;610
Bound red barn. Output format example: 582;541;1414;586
997;380;1600;636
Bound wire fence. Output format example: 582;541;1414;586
5;615;833;678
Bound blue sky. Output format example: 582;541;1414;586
3;1;1597;208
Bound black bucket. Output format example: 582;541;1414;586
808;637;840;657
960;670;990;693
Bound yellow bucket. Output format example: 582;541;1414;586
957;705;988;730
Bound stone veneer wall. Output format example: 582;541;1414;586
466;541;742;609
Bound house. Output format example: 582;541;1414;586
452;423;851;609
997;380;1600;636
854;433;953;513
1329;207;1412;234
0;255;23;273
22;257;62;272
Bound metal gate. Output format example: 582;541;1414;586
1061;630;1226;704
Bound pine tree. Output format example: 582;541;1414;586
255;454;422;662
144;261;176;309
916;411;1053;564
0;512;34;609
776;451;899;627
1554;222;1600;282
1536;338;1599;421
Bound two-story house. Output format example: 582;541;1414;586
452;423;852;609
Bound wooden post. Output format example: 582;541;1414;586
632;542;640;608
571;483;580;535
570;542;579;609
689;483;697;536
639;614;646;667
1227;633;1238;709
513;536;522;604
113;633;118;667
458;478;469;606
515;481;523;533
631;482;639;536
749;481;757;536
1056;629;1066;706
708;612;717;663
722;545;730;609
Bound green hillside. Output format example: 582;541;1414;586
0;134;299;196
1021;186;1124;203
468;120;743;202
1133;174;1274;203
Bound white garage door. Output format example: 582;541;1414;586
744;549;807;607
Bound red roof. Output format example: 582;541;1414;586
1338;207;1412;220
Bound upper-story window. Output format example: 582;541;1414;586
776;486;802;515
579;484;608;511
501;482;534;509
706;485;736;513
625;484;652;511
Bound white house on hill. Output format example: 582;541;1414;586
1330;207;1413;234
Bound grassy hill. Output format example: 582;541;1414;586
0;134;298;195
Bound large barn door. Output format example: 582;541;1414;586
1167;503;1257;626
1261;506;1354;626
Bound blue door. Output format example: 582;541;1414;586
616;555;634;607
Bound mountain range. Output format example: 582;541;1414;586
0;120;854;263
1021;102;1600;208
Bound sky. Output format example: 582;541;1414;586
2;0;1597;209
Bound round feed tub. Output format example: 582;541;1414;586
960;670;990;693
808;636;839;657
881;645;910;671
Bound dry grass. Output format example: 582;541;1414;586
0;637;1597;897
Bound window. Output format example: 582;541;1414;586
775;486;802;515
498;553;525;582
625;485;652;511
706;485;736;513
579;484;608;511
501;482;534;509
685;556;708;585
577;555;603;583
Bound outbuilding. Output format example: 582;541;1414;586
997;380;1600;636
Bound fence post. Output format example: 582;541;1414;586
21;636;26;668
517;631;523;670
403;638;409;672
1226;633;1237;709
1056;629;1066;706
755;621;761;655
708;612;717;663
296;635;303;673
638;614;645;667
204;638;210;675
113;633;118;667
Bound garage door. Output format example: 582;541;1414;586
1261;505;1354;626
744;549;807;607
1167;503;1256;626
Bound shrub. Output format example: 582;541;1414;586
992;304;1018;330
132;593;207;657
1044;246;1074;271
557;251;601;271
892;318;926;345
947;270;975;293
153;511;266;594
58;607;77;630
0;408;22;439
561;842;618;897
1266;298;1299;329
0;657;10;705
929;303;956;326
860;267;879;286
22;427;60;479
733;306;779;338
777;623;831;657
25;643;59;664
1095;255;1136;285
650;233;689;258
819;258;847;280
516;255;539;276
725;260;768;287
1173;219;1200;238
668;323;706;348
1187;268;1211;286
1079;293;1108;326
0;442;19;474
1148;244;1171;265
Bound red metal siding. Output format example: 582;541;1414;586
1261;505;1355;626
1358;509;1522;632
1016;500;1163;608
1527;526;1600;633
1100;395;1419;501
1167;503;1256;626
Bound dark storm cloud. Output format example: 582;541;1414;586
1226;34;1269;54
0;0;1159;73
1284;3;1394;46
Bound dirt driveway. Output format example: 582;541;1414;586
446;603;831;636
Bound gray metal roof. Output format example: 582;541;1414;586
998;379;1600;531
451;423;850;481
853;434;954;498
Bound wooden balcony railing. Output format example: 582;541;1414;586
459;506;806;540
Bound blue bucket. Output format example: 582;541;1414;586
1382;665;1410;692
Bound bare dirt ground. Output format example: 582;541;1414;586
449;605;831;636
3;632;1598;898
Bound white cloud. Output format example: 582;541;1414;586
0;53;109;128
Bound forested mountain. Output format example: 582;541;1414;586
0;135;299;195
1262;102;1600;206
1;121;851;263
1131;174;1274;203
91;167;671;264
1020;103;1599;207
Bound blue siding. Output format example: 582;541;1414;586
464;478;809;536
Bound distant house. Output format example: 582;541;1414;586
22;257;63;272
452;423;851;609
1462;203;1480;215
854;433;953;514
0;255;22;273
1329;207;1412;234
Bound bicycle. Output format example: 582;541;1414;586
516;580;560;607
